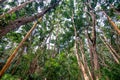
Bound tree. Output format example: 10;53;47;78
0;0;120;80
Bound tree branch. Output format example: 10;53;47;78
103;11;120;35
0;0;35;18
0;0;61;38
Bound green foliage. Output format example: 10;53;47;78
6;32;22;43
50;0;57;5
1;74;19;80
90;0;97;8
0;13;17;28
0;18;8;28
0;7;4;15
9;53;36;79
8;2;17;7
100;63;120;80
43;53;79;80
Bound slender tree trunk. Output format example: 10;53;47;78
72;13;89;80
91;12;100;80
74;43;89;80
86;35;95;80
86;11;100;80
100;36;119;64
103;35;120;59
79;39;93;80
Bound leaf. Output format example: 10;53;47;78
11;13;16;20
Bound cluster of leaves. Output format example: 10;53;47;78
0;13;17;28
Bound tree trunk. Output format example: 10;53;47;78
72;13;89;80
79;39;93;80
86;10;100;80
